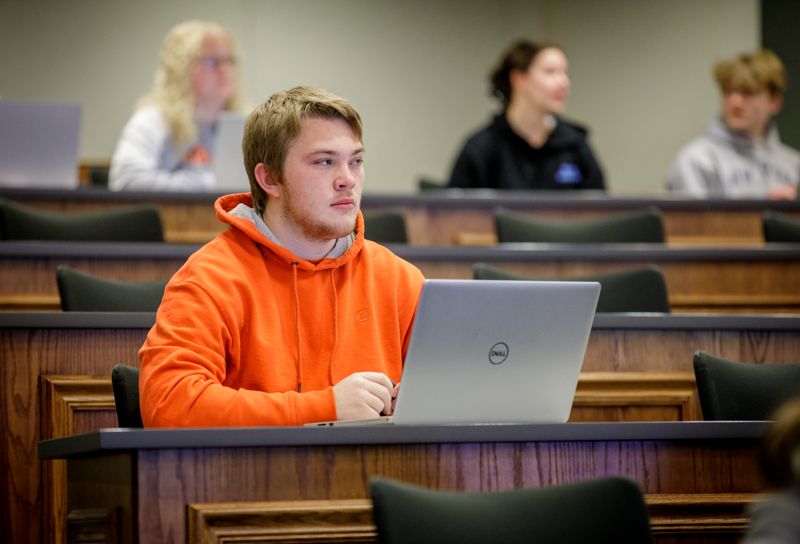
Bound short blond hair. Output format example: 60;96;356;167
759;394;800;488
139;20;244;144
243;86;363;215
714;49;787;97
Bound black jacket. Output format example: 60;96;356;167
448;114;605;190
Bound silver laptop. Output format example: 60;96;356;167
212;112;249;192
311;279;600;426
0;100;80;188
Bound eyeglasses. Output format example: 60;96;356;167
198;56;236;70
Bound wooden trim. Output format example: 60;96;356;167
573;372;699;421
187;494;758;543
40;376;115;544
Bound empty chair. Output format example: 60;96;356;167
693;351;800;420
363;209;408;244
0;198;163;241
57;265;167;311
370;476;652;544
111;364;144;428
473;263;670;313
494;207;665;243
418;178;447;191
763;210;800;242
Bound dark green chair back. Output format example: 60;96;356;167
111;364;144;428
56;265;167;311
494;207;665;243
693;351;800;421
763;210;800;242
363;210;408;244
370;476;653;544
473;263;670;313
418;178;446;191
0;198;163;241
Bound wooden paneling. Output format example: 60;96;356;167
4;313;796;543
571;372;700;421
411;256;800;313
122;435;759;542
4;187;800;245
185;494;755;544
2;243;799;313
40;376;115;544
0;325;146;544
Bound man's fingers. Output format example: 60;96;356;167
360;376;393;415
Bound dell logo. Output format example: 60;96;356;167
488;342;509;365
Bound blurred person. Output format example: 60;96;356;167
139;86;424;427
667;50;799;199
109;20;244;191
743;394;800;543
448;39;605;191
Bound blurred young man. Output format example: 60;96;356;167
668;50;799;199
139;87;424;426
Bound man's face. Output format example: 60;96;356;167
278;117;364;241
721;88;782;139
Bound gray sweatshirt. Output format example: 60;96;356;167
667;116;800;198
109;106;216;191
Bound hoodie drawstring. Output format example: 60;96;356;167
329;269;339;384
291;261;302;392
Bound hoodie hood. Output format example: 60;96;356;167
707;115;782;153
213;192;364;272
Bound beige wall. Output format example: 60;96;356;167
0;0;757;195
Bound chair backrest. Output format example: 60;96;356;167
418;178;446;191
111;364;144;428
494;207;665;243
370;476;652;544
363;210;408;244
763;210;800;243
0;198;164;241
473;263;671;313
693;351;800;420
57;265;167;311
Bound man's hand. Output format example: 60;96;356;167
333;372;395;420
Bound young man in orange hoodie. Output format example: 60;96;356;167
139;86;425;426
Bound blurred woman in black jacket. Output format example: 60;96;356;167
448;40;605;191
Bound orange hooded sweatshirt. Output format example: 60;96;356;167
139;193;424;427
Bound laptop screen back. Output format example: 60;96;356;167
0;101;80;189
213;112;249;192
392;279;600;425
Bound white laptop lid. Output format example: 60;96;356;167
0;101;80;188
212;112;249;192
391;279;600;425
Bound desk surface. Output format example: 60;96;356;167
38;421;767;459
3;310;800;330
3;186;800;211
2;239;799;260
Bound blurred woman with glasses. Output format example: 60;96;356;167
110;20;244;191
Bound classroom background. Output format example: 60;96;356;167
4;0;798;196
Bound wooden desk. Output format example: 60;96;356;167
2;312;798;543
2;241;799;312
3;187;799;245
39;423;766;543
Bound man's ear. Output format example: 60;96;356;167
770;94;784;116
254;163;281;199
